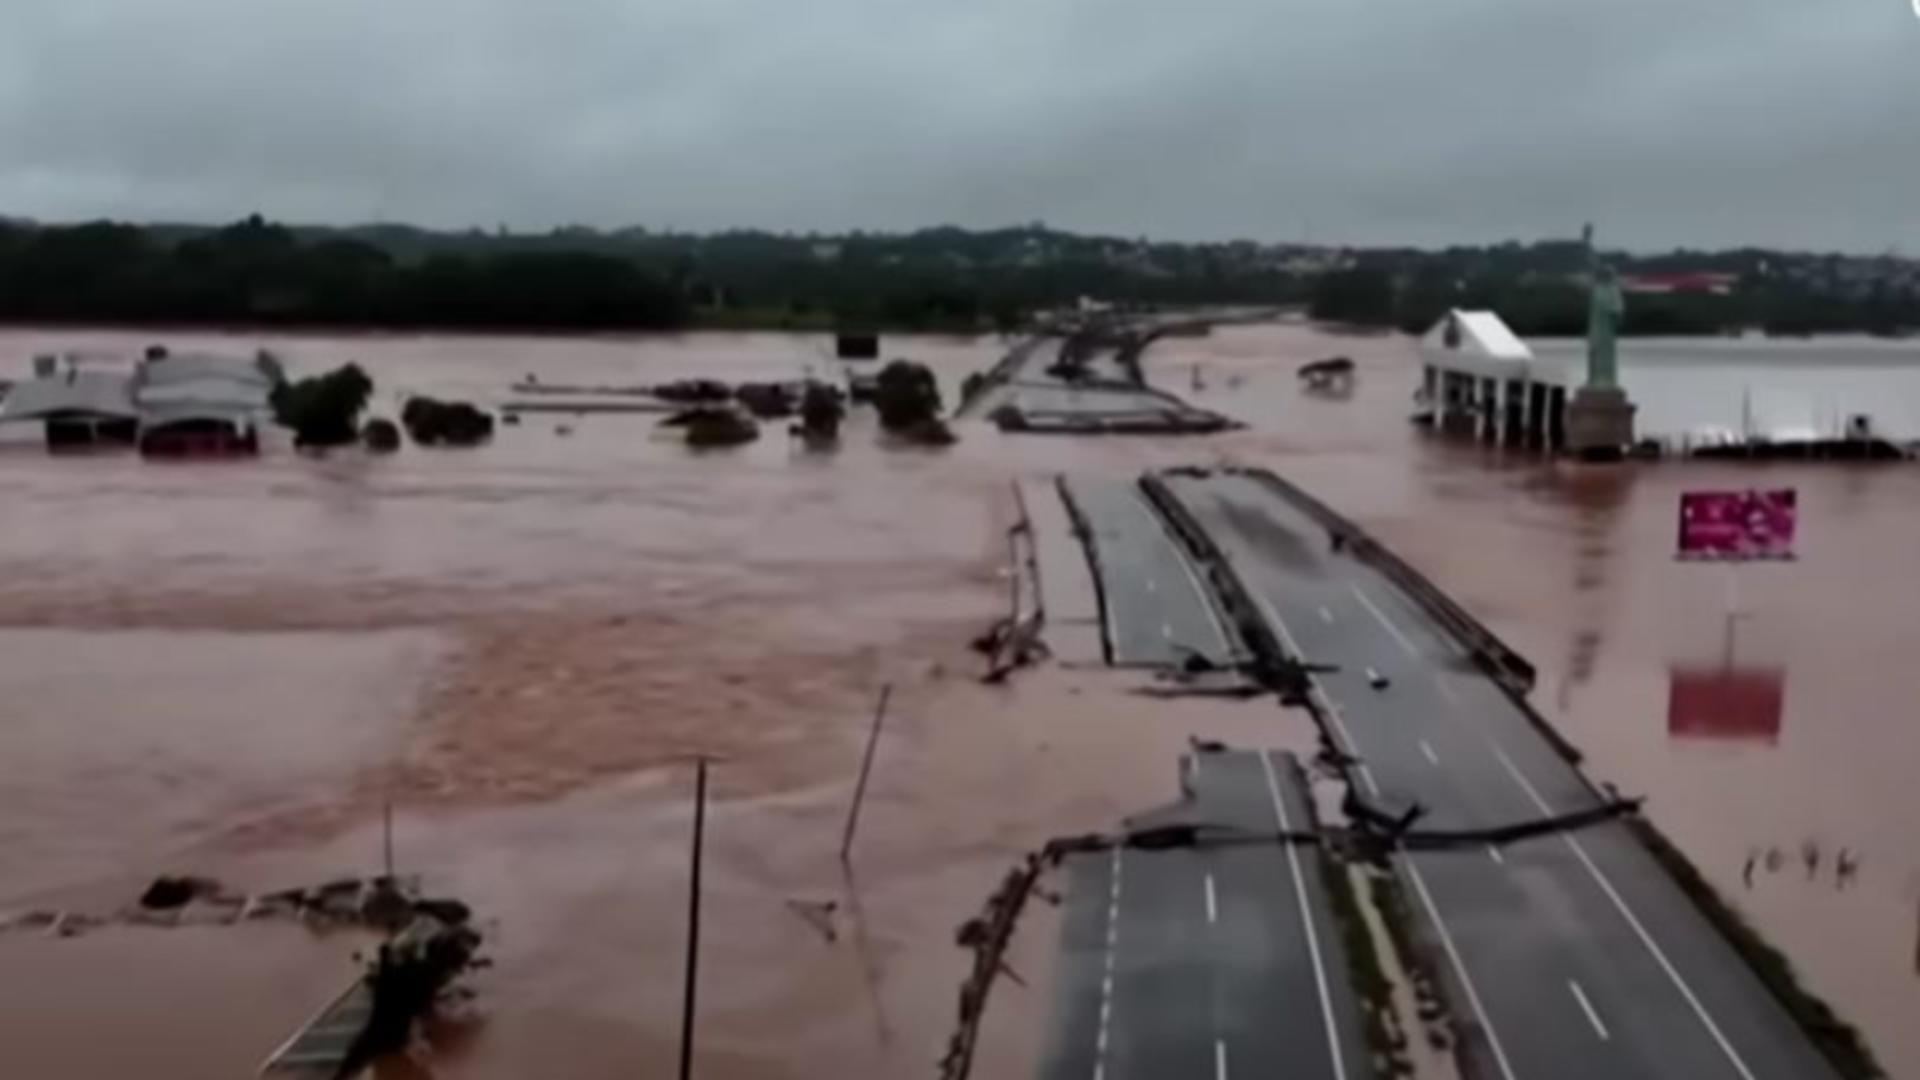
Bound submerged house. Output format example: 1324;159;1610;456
131;351;276;457
0;358;140;450
0;350;279;456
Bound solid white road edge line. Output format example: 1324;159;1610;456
1261;751;1350;1080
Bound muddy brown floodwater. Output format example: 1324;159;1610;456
0;324;1915;1077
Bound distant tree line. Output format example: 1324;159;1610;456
0;216;1309;333
0;216;688;330
1;216;1914;337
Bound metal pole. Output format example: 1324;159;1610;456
840;684;894;864
382;801;394;880
1008;530;1021;620
679;758;708;1080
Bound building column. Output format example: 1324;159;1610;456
1527;383;1548;449
1503;379;1525;446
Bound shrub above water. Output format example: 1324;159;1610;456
873;359;943;432
271;363;374;447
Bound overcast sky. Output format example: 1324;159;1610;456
2;0;1917;251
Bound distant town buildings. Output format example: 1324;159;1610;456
1620;272;1738;296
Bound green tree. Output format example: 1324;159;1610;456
272;363;374;447
1309;267;1395;326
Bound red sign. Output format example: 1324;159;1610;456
1677;489;1797;561
1667;667;1785;743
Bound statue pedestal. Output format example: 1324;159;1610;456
1565;385;1637;460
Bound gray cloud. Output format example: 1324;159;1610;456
1;0;1917;250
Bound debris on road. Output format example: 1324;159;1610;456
259;904;486;1078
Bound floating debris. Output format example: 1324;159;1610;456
0;874;469;940
679;408;760;448
784;898;839;943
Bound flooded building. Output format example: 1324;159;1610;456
131;351;275;458
1417;309;1920;457
0;350;276;456
1415;309;1570;450
0;357;140;450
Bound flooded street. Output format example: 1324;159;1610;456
1;324;1917;1076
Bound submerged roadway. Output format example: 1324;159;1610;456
1161;469;1838;1080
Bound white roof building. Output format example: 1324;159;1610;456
0;350;278;430
132;352;277;426
0;368;138;422
1417;309;1575;387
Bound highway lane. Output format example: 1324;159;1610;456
1009;384;1198;419
1163;470;1839;1080
1039;750;1368;1080
1044;849;1116;1080
955;335;1051;418
969;319;1233;433
1062;477;1234;668
1200;750;1365;1080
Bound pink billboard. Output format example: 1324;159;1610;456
1677;489;1798;561
1667;667;1785;744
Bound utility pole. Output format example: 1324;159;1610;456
679;758;709;1080
840;685;894;864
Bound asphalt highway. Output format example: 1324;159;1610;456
1062;477;1234;668
965;321;1232;433
1162;470;1839;1080
1040;750;1370;1080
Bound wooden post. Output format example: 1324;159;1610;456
840;684;895;864
679;758;709;1080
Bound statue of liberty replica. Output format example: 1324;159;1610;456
1566;224;1638;459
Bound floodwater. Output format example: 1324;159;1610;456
0;324;1915;1076
1532;335;1920;444
1155;323;1920;1074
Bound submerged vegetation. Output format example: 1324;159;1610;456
873;359;955;444
270;363;373;448
402;398;496;447
798;382;846;444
